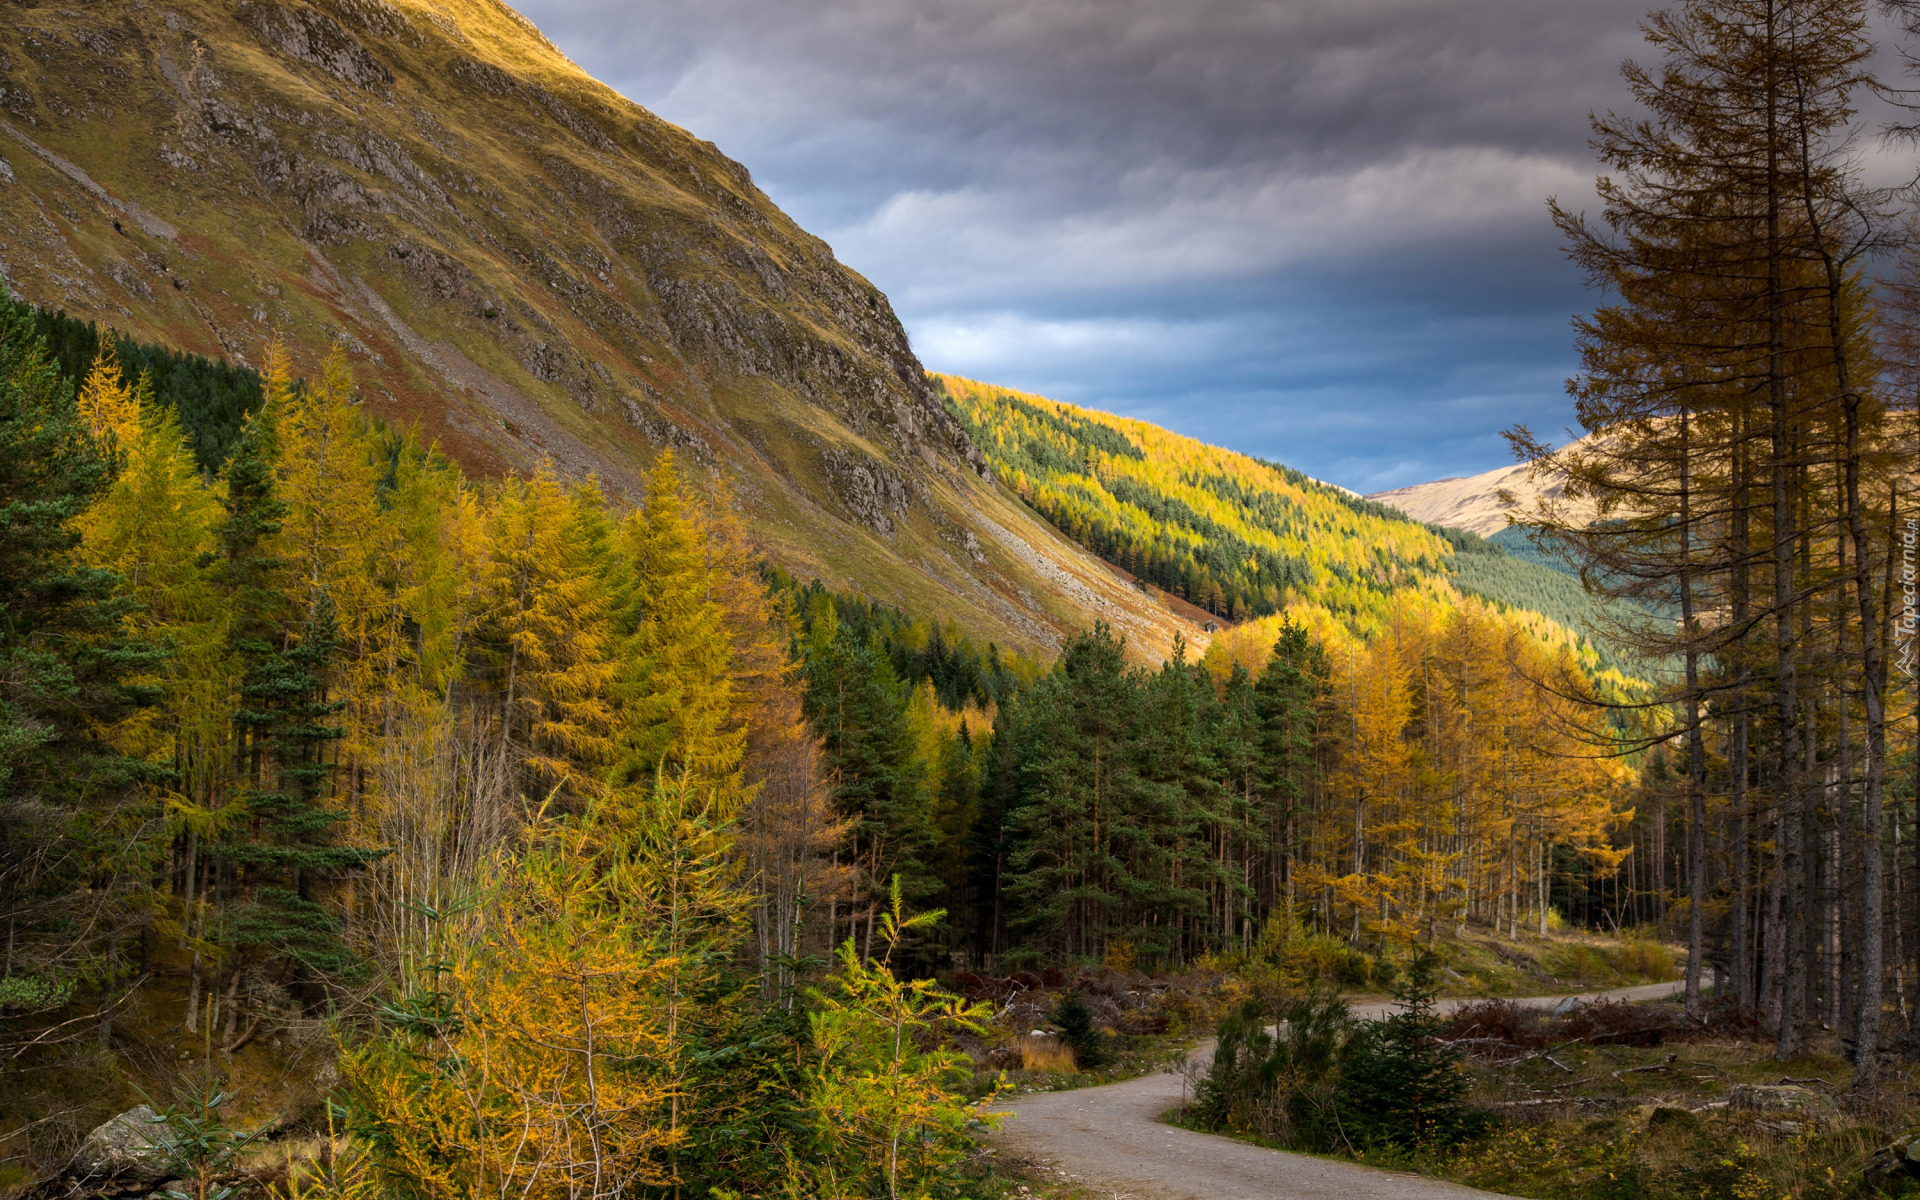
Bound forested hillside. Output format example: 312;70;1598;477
1488;524;1579;575
1435;526;1644;678
941;373;1638;682
940;374;1456;623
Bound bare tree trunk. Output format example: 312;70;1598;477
1762;0;1808;1061
1734;707;1753;1006
1679;409;1708;1017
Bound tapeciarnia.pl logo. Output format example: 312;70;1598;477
1899;514;1918;680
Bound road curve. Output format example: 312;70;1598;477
989;980;1685;1200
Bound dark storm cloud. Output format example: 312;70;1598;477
515;0;1666;488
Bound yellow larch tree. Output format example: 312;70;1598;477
611;451;744;796
342;806;679;1200
696;472;853;994
74;339;142;449
478;463;618;795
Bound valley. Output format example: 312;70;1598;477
0;1;1907;1199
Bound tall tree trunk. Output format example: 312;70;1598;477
1680;408;1709;1017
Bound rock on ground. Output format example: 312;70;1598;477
71;1107;175;1183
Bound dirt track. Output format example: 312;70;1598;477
989;981;1686;1200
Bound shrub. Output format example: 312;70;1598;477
794;879;1002;1198
1561;944;1604;980
1051;990;1107;1068
1445;999;1549;1048
1193;989;1351;1142
1264;931;1375;988
1329;954;1490;1152
1611;939;1676;979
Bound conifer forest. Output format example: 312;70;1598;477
5;0;1920;1198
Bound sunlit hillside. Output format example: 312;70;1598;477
939;374;1641;671
0;0;1204;661
938;374;1459;634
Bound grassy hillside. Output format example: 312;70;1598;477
0;0;1204;660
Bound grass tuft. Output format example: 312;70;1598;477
1017;1036;1077;1074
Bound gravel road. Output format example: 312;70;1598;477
989;980;1686;1200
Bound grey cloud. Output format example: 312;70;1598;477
509;0;1841;488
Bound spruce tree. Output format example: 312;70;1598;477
801;617;936;940
0;288;159;1015
222;590;375;982
1331;954;1486;1149
206;360;375;1003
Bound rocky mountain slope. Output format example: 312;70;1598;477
0;0;1198;658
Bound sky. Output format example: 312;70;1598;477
510;0;1854;491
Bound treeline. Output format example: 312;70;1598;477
769;571;1041;711
796;580;1627;970
1514;0;1920;1089
31;307;264;472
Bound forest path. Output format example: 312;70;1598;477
988;980;1686;1200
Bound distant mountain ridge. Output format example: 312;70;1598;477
0;0;1198;658
1366;442;1594;536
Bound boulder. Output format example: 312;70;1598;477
1728;1084;1839;1128
1864;1136;1920;1192
71;1106;175;1183
1865;1146;1911;1192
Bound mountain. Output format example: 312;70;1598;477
940;373;1456;631
939;375;1631;675
0;0;1196;658
1366;443;1595;536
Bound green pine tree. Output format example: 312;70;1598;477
0;287;161;1022
800;618;937;936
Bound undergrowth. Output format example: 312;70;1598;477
1182;980;1920;1199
